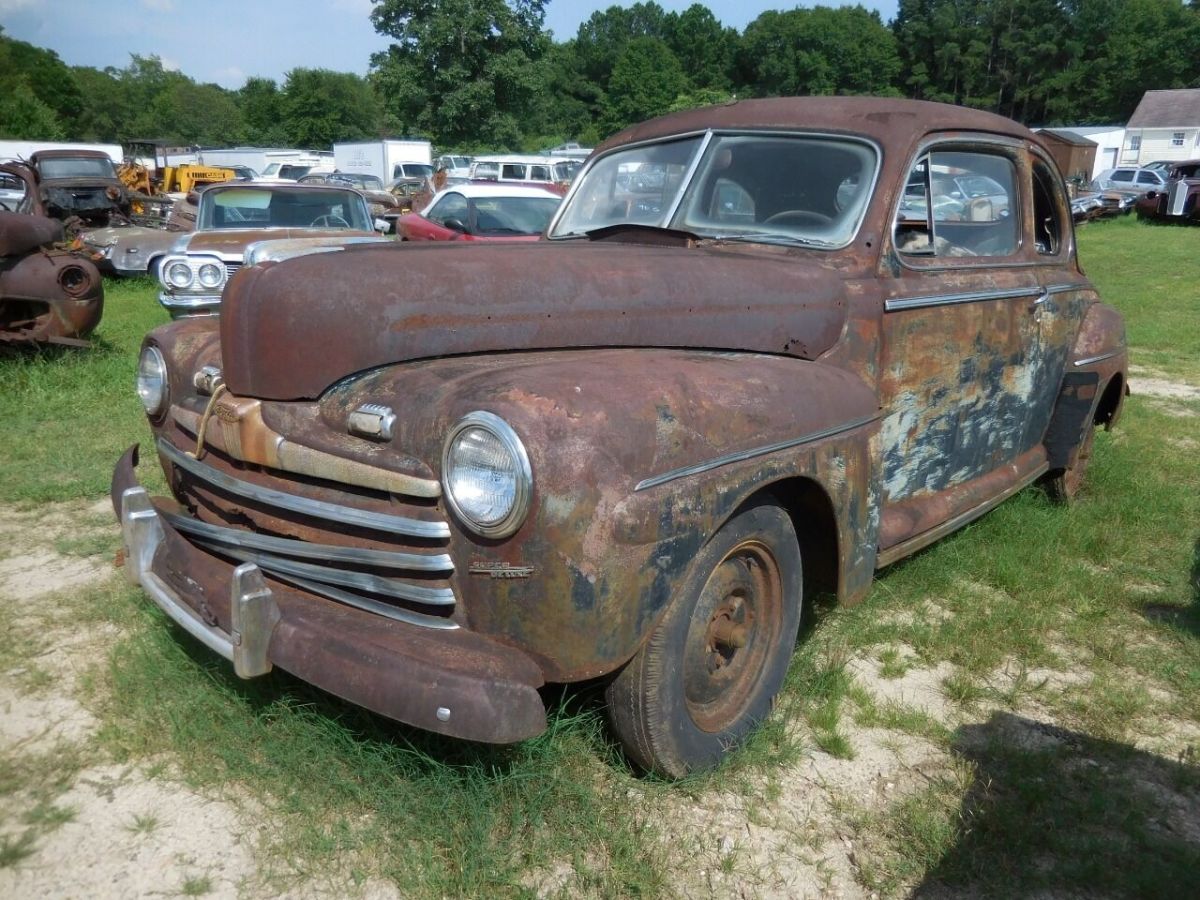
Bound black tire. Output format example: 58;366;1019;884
1044;416;1097;504
605;498;802;777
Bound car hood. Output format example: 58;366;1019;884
220;239;849;401
183;228;377;256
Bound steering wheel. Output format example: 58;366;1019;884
763;210;833;228
310;214;350;228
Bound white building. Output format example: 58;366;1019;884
1121;89;1200;166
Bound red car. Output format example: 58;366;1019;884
397;184;561;242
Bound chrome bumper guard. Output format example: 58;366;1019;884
120;486;280;678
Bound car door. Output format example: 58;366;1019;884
407;192;467;241
877;139;1045;557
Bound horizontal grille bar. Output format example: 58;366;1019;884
164;510;452;573
195;540;456;606
159;438;450;539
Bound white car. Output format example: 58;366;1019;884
1091;166;1168;192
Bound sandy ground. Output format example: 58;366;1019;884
1;494;1196;899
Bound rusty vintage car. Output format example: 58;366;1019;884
1135;159;1200;223
4;150;132;229
113;98;1127;776
1;210;104;347
156;182;380;317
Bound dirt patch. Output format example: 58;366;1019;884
848;651;958;725
0;763;258;899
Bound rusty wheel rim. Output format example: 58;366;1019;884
682;539;784;734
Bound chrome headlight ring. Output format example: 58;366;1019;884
441;411;533;539
160;254;227;293
136;344;169;419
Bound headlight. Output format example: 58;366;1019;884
442;411;532;538
197;262;224;289
137;345;168;418
165;261;193;290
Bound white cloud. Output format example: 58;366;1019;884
140;0;175;11
214;66;246;88
159;56;181;72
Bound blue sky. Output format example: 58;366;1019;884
1;0;898;89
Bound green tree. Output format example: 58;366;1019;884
71;66;125;141
599;36;687;136
370;0;548;146
280;68;382;148
0;81;65;140
0;28;82;132
239;77;290;145
665;4;737;90
738;6;901;98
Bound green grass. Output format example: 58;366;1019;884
0;218;1197;896
0;276;168;504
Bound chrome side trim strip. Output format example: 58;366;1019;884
635;412;880;492
884;286;1042;313
262;569;459;631
1046;282;1087;295
164;511;453;573
1073;350;1122;368
195;540;456;606
158;438;451;539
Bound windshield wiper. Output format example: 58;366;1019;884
706;232;837;249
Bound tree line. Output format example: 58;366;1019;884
2;0;1199;154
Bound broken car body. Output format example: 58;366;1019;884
0;210;104;346
1135;159;1200;223
113;98;1127;776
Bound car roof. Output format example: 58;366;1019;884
205;181;363;197
30;149;114;161
429;183;562;201
594;96;1039;156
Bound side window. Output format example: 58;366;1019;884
530;165;550;181
1032;159;1067;256
895;149;1019;260
1136;171;1158;185
501;164;526;180
1111;170;1133;183
429;192;468;225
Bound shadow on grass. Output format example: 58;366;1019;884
914;712;1200;899
1139;536;1200;638
0;331;118;361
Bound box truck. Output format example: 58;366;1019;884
333;140;433;183
0;140;122;164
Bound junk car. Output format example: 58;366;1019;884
15;150;131;228
156;182;379;317
397;183;562;242
1;210;103;346
1135;159;1200;223
113;98;1127;776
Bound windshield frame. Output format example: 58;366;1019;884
547;128;882;251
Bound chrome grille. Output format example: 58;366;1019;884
158;437;457;629
224;262;242;281
1168;181;1188;217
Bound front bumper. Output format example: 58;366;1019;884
112;445;547;743
159;291;220;318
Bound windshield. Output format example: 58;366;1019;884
467;196;561;236
329;173;383;190
551;133;878;248
37;156;116;179
278;164;312;180
396;163;434;179
198;187;370;230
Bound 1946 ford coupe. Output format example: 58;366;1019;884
113;98;1127;776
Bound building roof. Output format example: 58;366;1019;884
1036;129;1098;148
1127;89;1200;129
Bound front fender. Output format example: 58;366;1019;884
314;348;880;682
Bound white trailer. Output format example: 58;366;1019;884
333;140;433;182
197;147;329;178
0;140;123;164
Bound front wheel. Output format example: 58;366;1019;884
1043;416;1097;503
605;499;802;777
